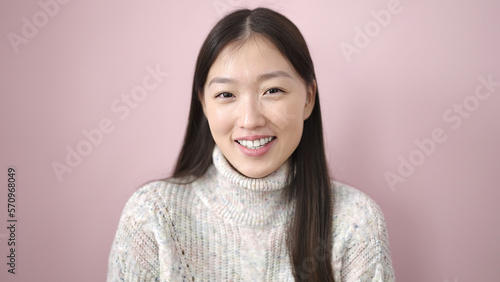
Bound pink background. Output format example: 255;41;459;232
1;0;499;281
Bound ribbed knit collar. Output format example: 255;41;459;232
197;146;294;227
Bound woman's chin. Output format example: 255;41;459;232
234;164;274;179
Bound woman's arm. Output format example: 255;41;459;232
107;187;160;281
332;183;395;282
340;196;395;281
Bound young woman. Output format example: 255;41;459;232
107;7;395;281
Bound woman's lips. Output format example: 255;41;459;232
235;136;276;157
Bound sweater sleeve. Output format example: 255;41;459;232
107;186;160;281
335;186;395;281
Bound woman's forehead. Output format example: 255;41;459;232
207;36;300;82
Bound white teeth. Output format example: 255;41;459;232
237;137;275;149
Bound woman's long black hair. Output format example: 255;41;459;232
173;8;334;281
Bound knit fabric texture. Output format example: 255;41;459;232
107;146;395;281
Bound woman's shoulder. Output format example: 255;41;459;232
329;180;388;235
331;180;382;210
118;180;166;221
329;180;395;280
119;177;196;219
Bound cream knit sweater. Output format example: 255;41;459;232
107;146;395;281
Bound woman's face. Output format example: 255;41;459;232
201;36;315;178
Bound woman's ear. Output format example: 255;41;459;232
303;80;317;120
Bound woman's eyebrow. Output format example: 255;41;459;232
257;70;293;81
208;71;293;87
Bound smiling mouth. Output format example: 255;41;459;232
235;137;276;149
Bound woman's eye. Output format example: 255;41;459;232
265;88;284;94
215;92;234;98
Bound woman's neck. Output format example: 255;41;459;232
194;146;294;227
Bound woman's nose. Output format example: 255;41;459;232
237;98;266;129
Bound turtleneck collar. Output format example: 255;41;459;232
195;146;294;227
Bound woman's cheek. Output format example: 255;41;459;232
268;103;303;129
212;106;235;132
